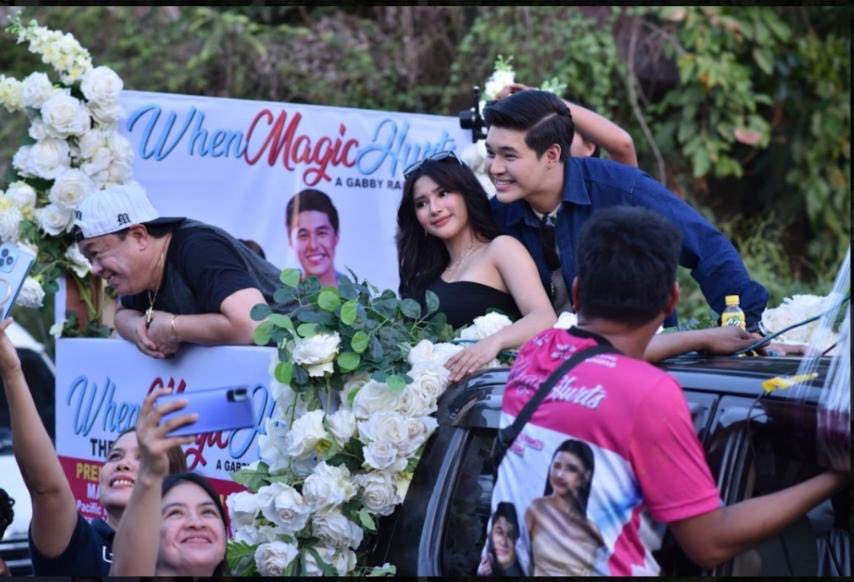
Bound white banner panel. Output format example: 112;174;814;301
119;91;470;293
55;338;277;520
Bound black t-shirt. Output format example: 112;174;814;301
29;513;114;576
121;222;272;315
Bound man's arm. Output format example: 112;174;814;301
147;287;265;347
644;327;758;362
669;471;848;568
114;306;168;358
630;173;769;326
0;320;79;558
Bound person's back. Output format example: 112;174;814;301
480;206;848;576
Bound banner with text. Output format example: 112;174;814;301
56;338;278;521
120;90;470;293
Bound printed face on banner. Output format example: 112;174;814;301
119;91;470;293
289;209;339;285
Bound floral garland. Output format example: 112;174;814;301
0;17;137;334
460;55;567;195
224;271;512;576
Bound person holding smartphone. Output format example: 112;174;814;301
110;388;228;577
0;318;186;576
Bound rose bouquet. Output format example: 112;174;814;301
226;270;482;576
1;17;136;334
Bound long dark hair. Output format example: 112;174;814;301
544;439;595;514
396;156;501;301
162;472;228;576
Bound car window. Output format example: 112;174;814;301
440;428;496;576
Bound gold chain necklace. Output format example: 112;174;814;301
444;242;484;279
145;234;171;327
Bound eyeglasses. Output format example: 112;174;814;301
402;150;463;180
539;217;561;272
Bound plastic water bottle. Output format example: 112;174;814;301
721;295;746;329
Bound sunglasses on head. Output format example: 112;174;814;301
403;150;463;180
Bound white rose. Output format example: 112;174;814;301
225;490;261;529
11;147;33;178
77;128;109;159
483;68;515;101
64;243;92;278
255;541;299;576
49;168;96;211
109;132;134;164
34;203;73;236
258;482;311;535
89;102;125;126
459;312;513;341
27;138;72;180
304;545;356;576
81;66;123;107
358;411;408;446
106;159;133;185
352;380;402;419
0;206;23;244
28;119;53;141
302;461;356;512
400;416;438;456
396;383;437;417
407;367;448;402
0;76;24;113
292;332;341;377
5;182;38;214
340;372;370;409
49;319;66;339
41;93;91;137
362;440;405;472
21;72;54;108
326;409;356;445
16;277;45;309
233;523;280;545
554;311;578;330
284;409;328;459
311;510;364;550
258;417;291;474
408;339;463;371
355;471;401;516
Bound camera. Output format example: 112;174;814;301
458;85;489;143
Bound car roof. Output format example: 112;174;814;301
441;354;834;428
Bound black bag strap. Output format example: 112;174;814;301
493;344;616;473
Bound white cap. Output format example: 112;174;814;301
74;182;171;239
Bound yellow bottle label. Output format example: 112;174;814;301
721;313;746;329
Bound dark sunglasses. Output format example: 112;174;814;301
402;150;463;180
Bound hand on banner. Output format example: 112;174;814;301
146;311;180;356
0;319;22;377
137;387;196;478
128;311;168;358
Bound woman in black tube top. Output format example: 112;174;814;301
397;151;556;383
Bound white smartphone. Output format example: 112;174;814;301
0;243;36;321
156;386;256;437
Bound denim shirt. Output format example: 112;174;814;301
490;157;768;327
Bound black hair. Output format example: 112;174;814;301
0;488;14;540
483;89;575;162
162;472;228;576
286;188;340;234
544;439;595;514
396;157;500;301
576;206;681;326
108;428;188;474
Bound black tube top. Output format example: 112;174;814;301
426;278;522;329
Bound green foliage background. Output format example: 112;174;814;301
1;5;849;341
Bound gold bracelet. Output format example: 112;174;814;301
170;314;178;341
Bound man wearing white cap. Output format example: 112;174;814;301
74;182;283;357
